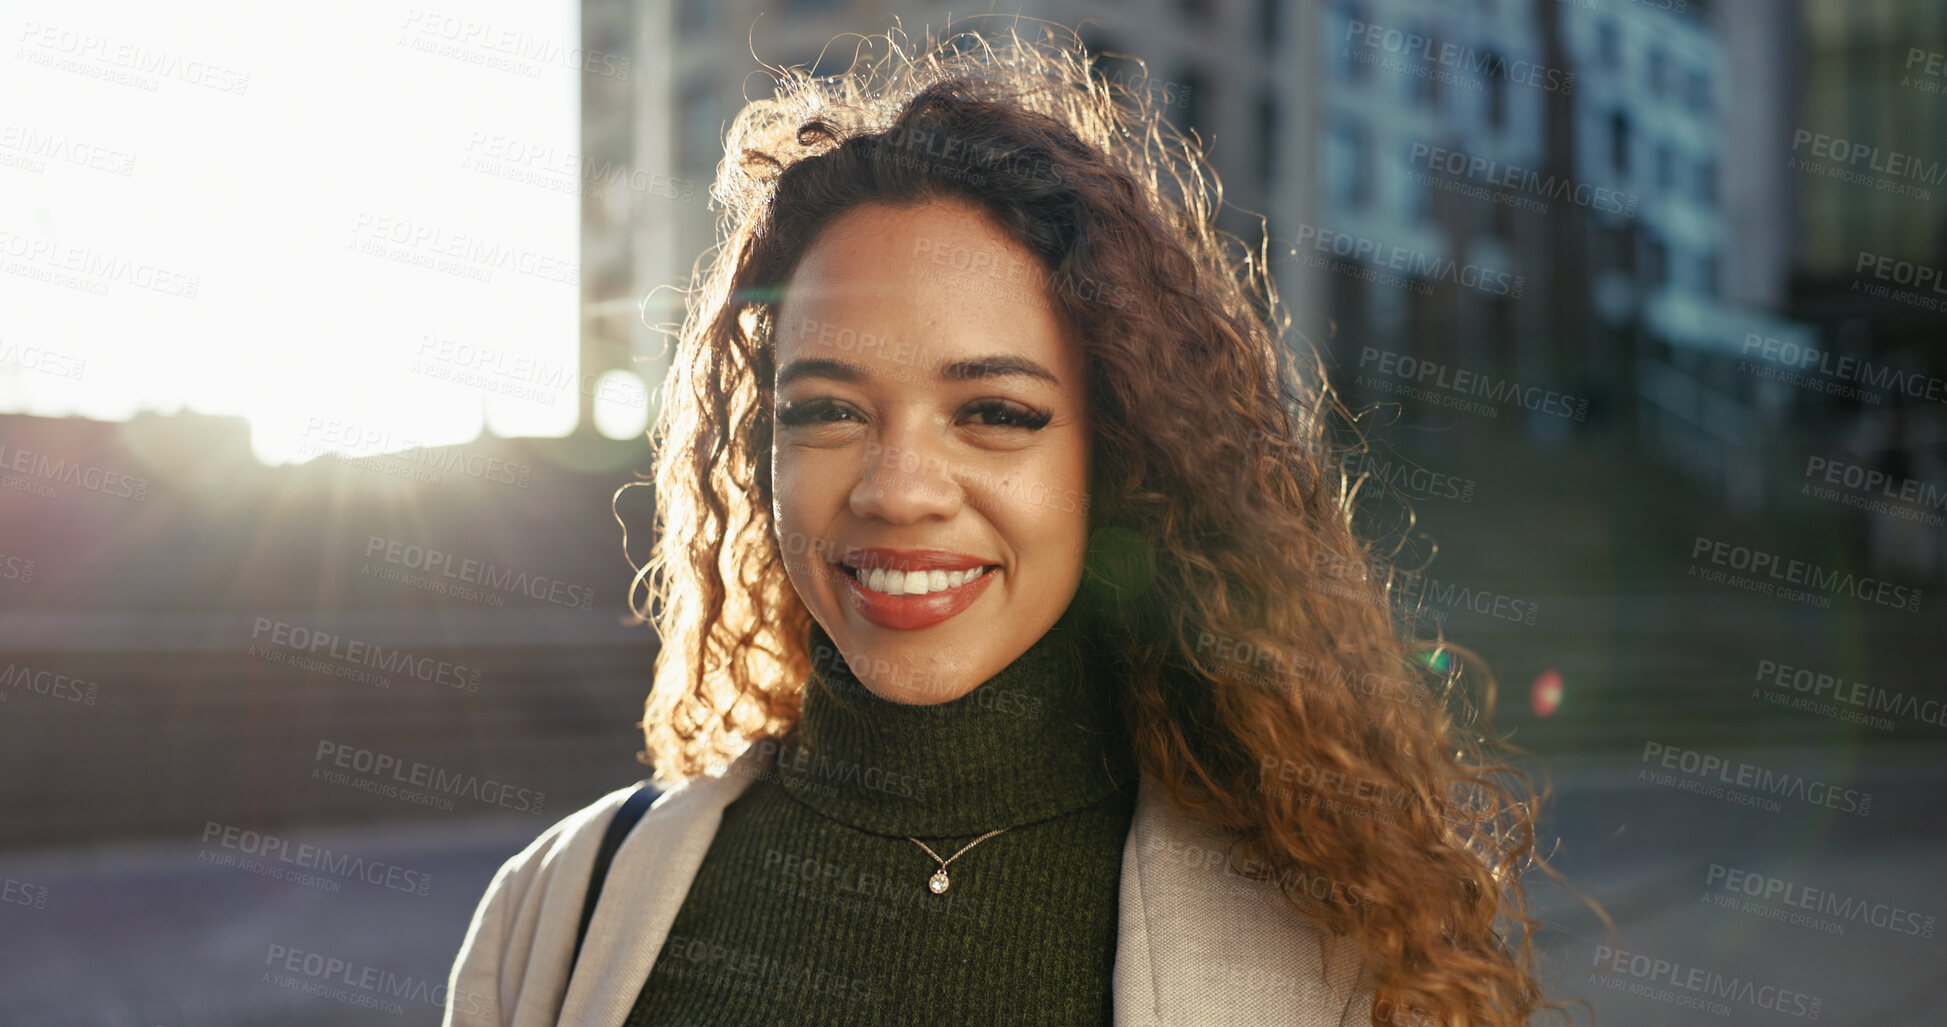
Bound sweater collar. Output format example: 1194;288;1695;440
771;617;1133;836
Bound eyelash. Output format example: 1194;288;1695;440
966;398;1054;430
775;397;1052;431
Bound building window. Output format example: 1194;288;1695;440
783;48;854;80
1486;294;1516;376
1595;222;1636;276
1700;251;1719;298
1609;110;1631;177
1405;279;1440;362
1655;145;1675;192
678;81;721;174
1333;2;1370;82
1329;265;1368;356
1642;234;1668;288
1410;26;1440;108
1324;119;1372;209
1256;92;1279;189
1597;21;1620;68
1404;142;1430;224
677;0;713;34
1260;0;1281;55
1176;67;1208;144
1084;31;1151;119
1647;47;1668;96
1493;192;1516;239
1083;30;1135;95
1484;51;1508;131
1695;157;1716;206
1686;68;1711;113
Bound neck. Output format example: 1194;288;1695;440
768;618;1134;836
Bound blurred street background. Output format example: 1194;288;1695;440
3;1;1944;1024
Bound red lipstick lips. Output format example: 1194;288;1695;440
834;547;999;630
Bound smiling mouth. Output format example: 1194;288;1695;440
835;562;1000;597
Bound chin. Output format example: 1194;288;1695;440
833;600;1068;707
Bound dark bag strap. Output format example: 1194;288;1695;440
571;781;661;973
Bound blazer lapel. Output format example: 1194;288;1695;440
557;743;770;1025
1115;772;1368;1025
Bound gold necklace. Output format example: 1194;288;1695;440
907;828;1010;894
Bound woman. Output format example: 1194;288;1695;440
445;23;1567;1027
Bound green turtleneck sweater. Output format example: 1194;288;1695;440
624;617;1138;1025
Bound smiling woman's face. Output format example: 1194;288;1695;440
770;199;1093;705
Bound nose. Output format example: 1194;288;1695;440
849;419;962;524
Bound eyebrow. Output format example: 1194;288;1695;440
775;354;1062;389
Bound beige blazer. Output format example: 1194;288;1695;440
442;741;1375;1026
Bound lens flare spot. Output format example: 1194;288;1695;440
1531;669;1564;717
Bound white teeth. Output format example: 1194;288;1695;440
852;564;992;596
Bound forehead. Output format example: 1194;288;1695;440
773;200;1081;379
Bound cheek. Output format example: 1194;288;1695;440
998;447;1092;580
771;446;809;519
773;447;844;555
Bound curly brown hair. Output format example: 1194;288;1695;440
622;18;1584;1027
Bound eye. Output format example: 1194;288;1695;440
961;398;1052;431
776;397;863;427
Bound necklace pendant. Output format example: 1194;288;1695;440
928;870;950;894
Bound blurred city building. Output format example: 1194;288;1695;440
1311;0;1821;513
1561;0;1809;510
618;0;1297;401
598;0;1942;548
1312;0;1565;448
1787;0;1947;580
580;0;644;436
